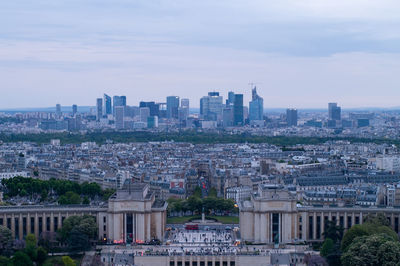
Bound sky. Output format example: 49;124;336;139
1;0;400;109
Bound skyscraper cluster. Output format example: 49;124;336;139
199;87;265;127
92;94;191;130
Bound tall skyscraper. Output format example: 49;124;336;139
179;98;190;121
233;94;244;126
249;87;264;121
158;103;167;118
226;91;235;105
96;98;103;121
103;94;112;116
56;104;61;118
113;95;127;115
286;108;298;126
166;96;180;119
140;107;150;123
200;92;223;121
115;106;124;129
222;106;234;127
139;101;159;117
328;103;341;121
72;104;77;116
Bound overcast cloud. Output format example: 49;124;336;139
1;0;400;108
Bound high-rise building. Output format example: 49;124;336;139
139;101;159;117
233;94;244;126
180;98;190;119
286;108;298;127
140;107;150;123
56;104;61;118
72;104;78;116
200;92;223;121
249;87;264;121
115;106;124;129
328;103;341;121
166;96;179;119
113;95;127;115
96;98;103;121
222;106;234;127
158;103;167;118
147;116;159;128
226;91;235;105
103;94;112;116
178;98;189;122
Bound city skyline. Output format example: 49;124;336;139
1;1;400;109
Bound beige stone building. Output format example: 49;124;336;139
0;182;167;243
240;184;400;243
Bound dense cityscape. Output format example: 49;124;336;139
1;88;398;139
1;88;400;265
2;1;400;266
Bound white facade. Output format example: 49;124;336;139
376;156;400;172
0;171;30;180
226;186;252;203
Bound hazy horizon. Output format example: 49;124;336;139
1;1;400;109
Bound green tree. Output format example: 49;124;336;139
202;197;216;214
0;256;10;266
341;234;400;266
12;251;33;266
341;224;369;252
24;234;37;261
82;196;90;205
363;213;390;226
323;220;343;243
58;191;81;205
61;256;76;266
36;247;47;266
208;187;217;198
320;238;334;257
0;226;13;256
102;188;115;201
186;196;202;213
193;186;202;198
57;215;97;251
341;222;398;252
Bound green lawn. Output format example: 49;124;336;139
167;215;238;224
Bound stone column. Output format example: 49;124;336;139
42;213;46;233
293;214;297;241
254;213;260;242
27;213;31;235
301;213;307;241
321;213;325;236
18;214;23;239
11;214;15;239
344;212;348;229
146;213;151;241
313;212;317;240
133;213;136;242
279;213;282;243
58;213;62;230
260;213;266;242
336;212;340;226
50;212;54;232
123;213;126;243
34;213;39;238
